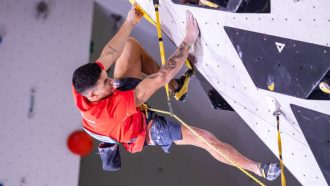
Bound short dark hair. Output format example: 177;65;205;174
72;63;102;94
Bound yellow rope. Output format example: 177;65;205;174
276;114;287;186
146;107;266;186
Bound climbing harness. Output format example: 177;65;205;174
83;127;118;144
273;110;287;186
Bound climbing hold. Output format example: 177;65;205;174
28;87;35;118
319;82;330;94
67;130;93;156
36;1;49;19
268;82;275;91
267;75;275;91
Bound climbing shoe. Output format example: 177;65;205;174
258;163;281;181
174;69;194;102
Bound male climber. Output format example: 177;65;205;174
72;4;281;181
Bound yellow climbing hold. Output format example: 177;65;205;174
319;82;330;94
268;82;275;91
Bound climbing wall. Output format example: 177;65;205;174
0;0;93;185
136;0;330;185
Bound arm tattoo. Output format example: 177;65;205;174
169;41;188;62
147;42;189;80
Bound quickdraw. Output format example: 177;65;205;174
274;110;287;186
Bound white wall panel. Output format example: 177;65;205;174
136;0;330;185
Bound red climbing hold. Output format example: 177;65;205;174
67;130;93;156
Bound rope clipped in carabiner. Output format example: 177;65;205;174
274;111;287;186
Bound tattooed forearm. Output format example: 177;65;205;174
147;41;190;80
168;41;189;62
160;41;189;72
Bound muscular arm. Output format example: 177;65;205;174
134;10;199;106
134;41;191;106
96;4;142;71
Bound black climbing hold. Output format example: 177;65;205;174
208;88;234;111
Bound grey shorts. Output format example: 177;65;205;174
149;114;182;153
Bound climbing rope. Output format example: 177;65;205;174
145;105;266;186
141;104;266;186
274;111;287;186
